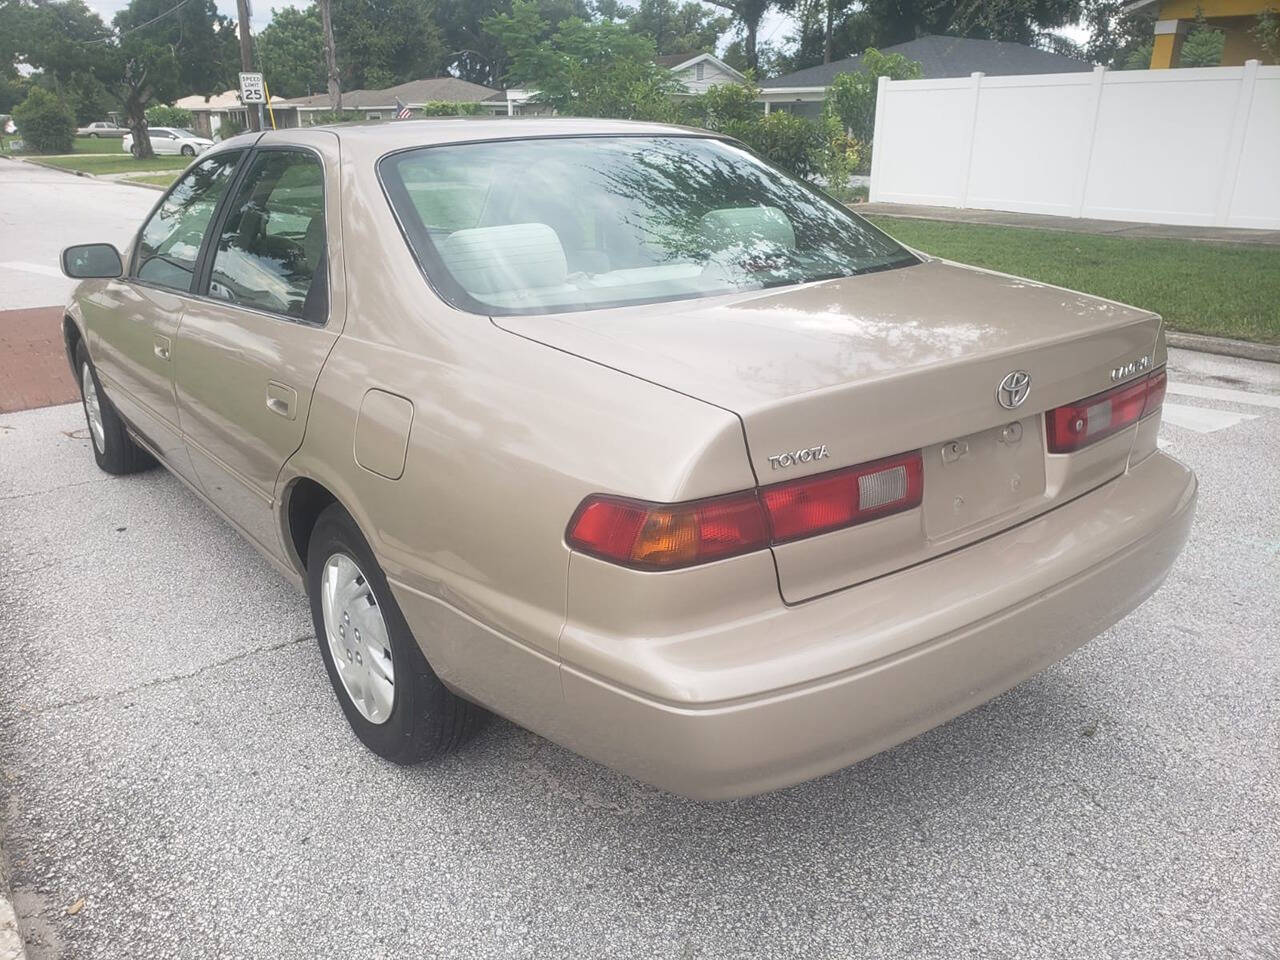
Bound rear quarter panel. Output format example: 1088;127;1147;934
277;141;756;708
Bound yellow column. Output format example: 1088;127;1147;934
1150;20;1184;68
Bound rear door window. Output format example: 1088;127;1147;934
133;152;241;291
204;149;327;322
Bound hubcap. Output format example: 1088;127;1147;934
81;364;105;454
320;553;396;725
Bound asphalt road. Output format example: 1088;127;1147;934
0;160;156;310
1;162;1278;959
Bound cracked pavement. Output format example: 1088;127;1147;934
1;348;1279;959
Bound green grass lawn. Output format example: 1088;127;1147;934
72;136;128;154
865;216;1280;344
125;172;180;187
36;153;191;175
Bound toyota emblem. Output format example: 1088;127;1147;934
996;370;1031;410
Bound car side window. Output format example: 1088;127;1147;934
206;149;327;322
134;153;241;292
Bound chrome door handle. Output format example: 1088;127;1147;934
266;380;298;421
153;336;171;361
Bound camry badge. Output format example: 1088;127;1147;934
1111;354;1153;382
996;370;1031;410
768;445;830;470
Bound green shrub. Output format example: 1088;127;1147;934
145;105;195;128
13;87;75;154
218;115;245;139
307;109;364;125
416;101;484;117
824;48;922;173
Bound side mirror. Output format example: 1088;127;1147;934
62;243;123;279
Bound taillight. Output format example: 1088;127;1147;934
566;450;924;570
759;451;923;544
1046;366;1167;454
566;491;768;570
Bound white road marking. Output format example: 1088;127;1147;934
1162;403;1259;433
1167;382;1280;410
0;260;63;278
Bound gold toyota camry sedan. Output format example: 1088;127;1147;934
59;119;1196;799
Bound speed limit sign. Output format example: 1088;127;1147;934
239;72;266;104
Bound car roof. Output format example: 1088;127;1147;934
257;116;716;152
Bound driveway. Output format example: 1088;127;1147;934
1;345;1277;959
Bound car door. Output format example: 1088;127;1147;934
82;150;244;472
173;135;342;559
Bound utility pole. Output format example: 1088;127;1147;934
235;0;260;131
319;0;341;113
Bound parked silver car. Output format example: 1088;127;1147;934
77;121;127;138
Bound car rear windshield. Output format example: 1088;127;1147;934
378;135;917;316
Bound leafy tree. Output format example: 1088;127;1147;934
1082;0;1156;68
15;0;234;157
617;0;731;55
0;75;28;113
486;0;680;117
1252;6;1280;63
1124;40;1153;68
13;86;76;152
329;0;447;89
703;0;774;73
438;0;590;84
257;6;327;99
823;47;921;162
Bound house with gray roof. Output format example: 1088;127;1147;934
759;35;1093;118
271;77;505;126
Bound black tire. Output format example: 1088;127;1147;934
181;145;194;157
88;132;99;139
306;503;486;763
75;341;152;475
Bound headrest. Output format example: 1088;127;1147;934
701;206;796;251
437;223;568;297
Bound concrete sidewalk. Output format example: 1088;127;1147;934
856;202;1280;246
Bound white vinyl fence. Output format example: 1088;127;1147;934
868;61;1280;230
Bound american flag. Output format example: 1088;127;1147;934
394;98;412;120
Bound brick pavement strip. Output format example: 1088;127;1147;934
0;307;76;415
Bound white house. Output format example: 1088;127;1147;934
172;89;251;139
656;52;746;94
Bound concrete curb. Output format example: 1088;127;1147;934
1167;331;1280;365
18;157;168;190
0;845;26;960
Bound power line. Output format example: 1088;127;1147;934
81;0;194;44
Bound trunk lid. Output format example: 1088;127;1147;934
496;259;1163;602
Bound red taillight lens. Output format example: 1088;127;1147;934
1046;366;1167;454
760;451;923;543
567;450;924;569
566;491;768;570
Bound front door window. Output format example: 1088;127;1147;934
134;153;241;291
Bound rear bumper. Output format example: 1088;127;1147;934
556;451;1197;799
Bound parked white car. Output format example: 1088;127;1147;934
121;127;214;157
